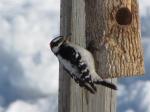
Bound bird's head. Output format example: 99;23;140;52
50;35;70;54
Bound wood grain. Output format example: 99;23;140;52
85;0;144;78
59;0;144;112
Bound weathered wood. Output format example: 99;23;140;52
85;0;144;78
59;0;144;112
59;0;72;112
59;0;117;112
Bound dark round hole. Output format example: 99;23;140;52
115;7;132;25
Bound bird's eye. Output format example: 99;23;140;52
50;37;64;48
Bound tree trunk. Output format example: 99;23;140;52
59;0;144;112
85;0;144;78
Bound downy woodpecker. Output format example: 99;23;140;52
50;35;117;94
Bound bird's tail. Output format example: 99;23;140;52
94;80;117;90
91;72;117;90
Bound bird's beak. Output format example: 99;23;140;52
64;33;72;42
64;36;69;42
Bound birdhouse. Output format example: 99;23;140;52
85;0;144;78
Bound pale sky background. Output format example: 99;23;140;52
0;0;149;112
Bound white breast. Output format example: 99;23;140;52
57;55;79;76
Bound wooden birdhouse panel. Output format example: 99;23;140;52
85;0;144;78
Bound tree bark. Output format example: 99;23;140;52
59;0;144;112
85;0;144;78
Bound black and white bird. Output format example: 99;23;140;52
50;35;117;94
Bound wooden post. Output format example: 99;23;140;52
59;0;144;112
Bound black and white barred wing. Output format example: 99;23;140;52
57;43;85;79
70;43;117;90
70;43;103;82
57;42;97;81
